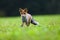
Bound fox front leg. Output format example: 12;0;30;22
21;22;24;27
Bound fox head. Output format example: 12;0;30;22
19;8;28;15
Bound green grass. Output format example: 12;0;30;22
0;15;60;40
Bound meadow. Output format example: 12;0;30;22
0;15;60;40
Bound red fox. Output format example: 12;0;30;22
19;8;39;27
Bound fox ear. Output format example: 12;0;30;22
19;8;22;12
19;8;22;10
24;8;28;12
25;8;27;10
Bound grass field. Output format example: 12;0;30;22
0;15;60;40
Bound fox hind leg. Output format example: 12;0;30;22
26;18;31;26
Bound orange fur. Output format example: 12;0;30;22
19;8;28;14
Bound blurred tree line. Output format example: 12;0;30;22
0;0;60;16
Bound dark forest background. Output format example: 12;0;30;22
0;0;60;16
